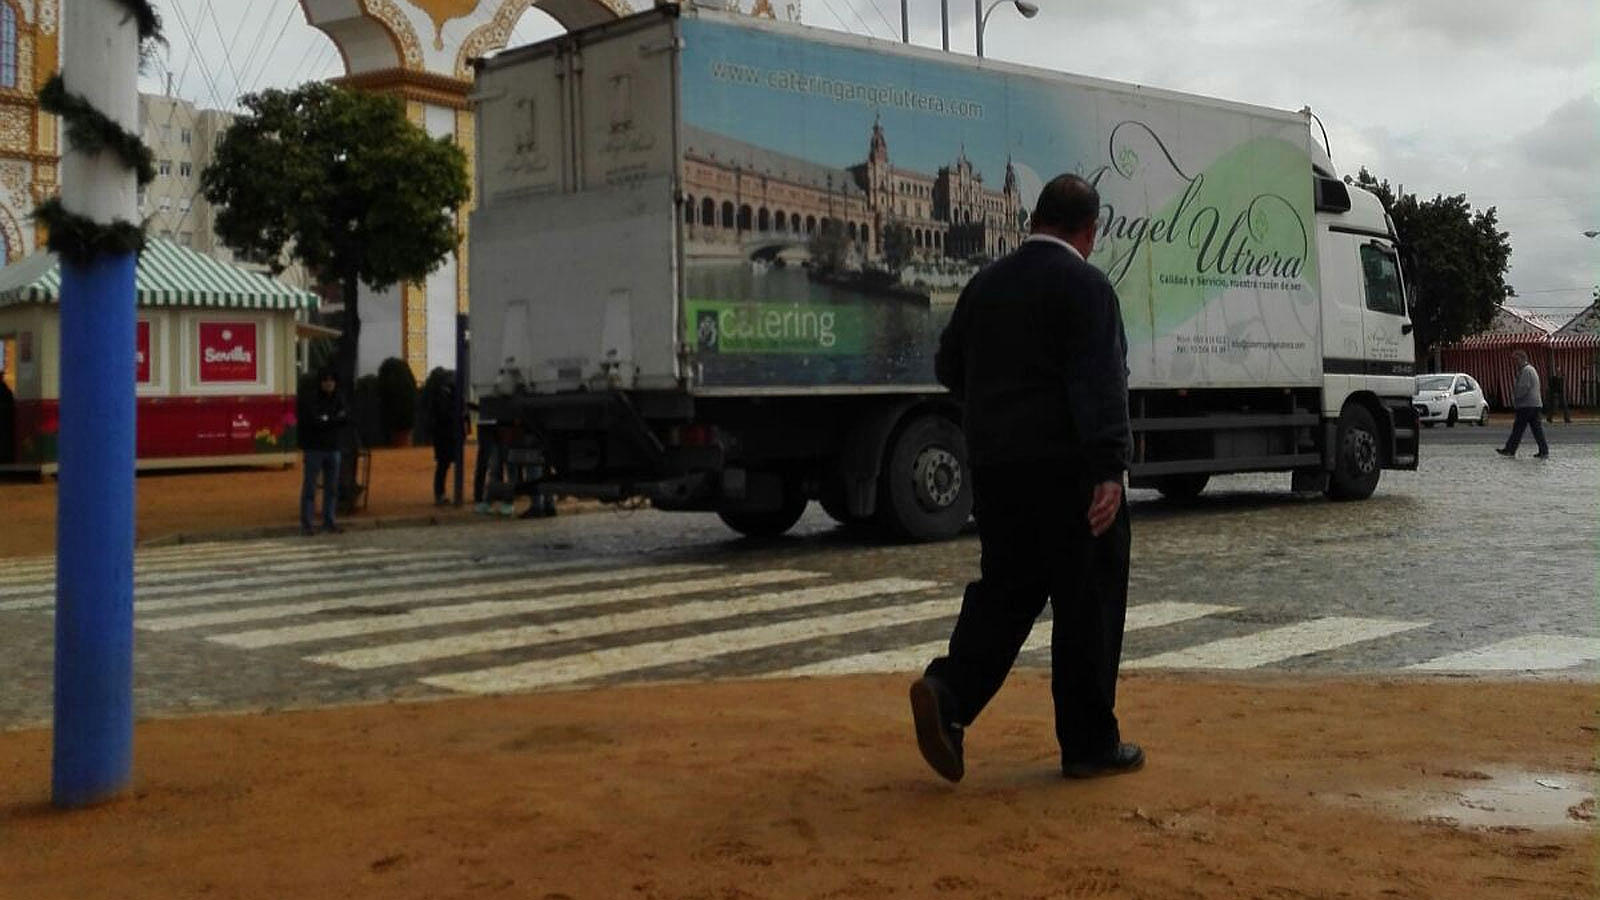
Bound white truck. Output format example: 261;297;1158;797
468;5;1418;540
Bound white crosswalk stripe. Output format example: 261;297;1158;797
1408;635;1600;672
1124;617;1427;670
420;597;963;694
142;563;730;633
775;601;1239;677
0;541;331;578
113;557;607;618
202;569;823;646
305;577;939;670
0;549;464;605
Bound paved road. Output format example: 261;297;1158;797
1;437;1594;730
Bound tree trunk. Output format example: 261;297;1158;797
337;272;363;514
339;272;361;394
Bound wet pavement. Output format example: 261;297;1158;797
0;427;1594;730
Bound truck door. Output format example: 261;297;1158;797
1357;238;1415;394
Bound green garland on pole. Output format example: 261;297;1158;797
34;0;163;265
111;0;162;44
39;76;155;186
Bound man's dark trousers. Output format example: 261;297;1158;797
924;464;1130;760
301;449;340;530
1505;407;1549;455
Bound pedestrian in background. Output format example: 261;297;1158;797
910;173;1141;784
1497;349;1549;458
298;368;348;535
0;365;14;465
471;402;514;516
1545;371;1571;425
432;380;466;505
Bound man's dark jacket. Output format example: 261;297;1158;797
297;388;348;452
934;239;1132;484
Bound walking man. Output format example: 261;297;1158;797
910;173;1140;783
1497;349;1549;458
298;368;349;535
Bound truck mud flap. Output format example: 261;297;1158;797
1382;398;1420;470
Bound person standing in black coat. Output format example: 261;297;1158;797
0;367;15;465
910;173;1140;783
431;381;465;505
298;368;349;535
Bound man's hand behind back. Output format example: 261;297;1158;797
1087;480;1123;537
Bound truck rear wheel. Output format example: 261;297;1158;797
717;494;808;538
1155;473;1209;502
1325;405;1382;501
877;414;973;541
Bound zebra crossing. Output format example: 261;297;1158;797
1;540;1596;701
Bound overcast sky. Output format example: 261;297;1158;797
138;0;1598;319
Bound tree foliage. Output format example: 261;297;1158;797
1353;168;1511;357
201;83;470;386
808;219;851;274
880;219;914;271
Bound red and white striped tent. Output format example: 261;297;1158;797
1439;306;1600;408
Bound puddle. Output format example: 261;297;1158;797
1364;768;1598;831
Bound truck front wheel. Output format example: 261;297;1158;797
878;414;973;541
1325;405;1382;501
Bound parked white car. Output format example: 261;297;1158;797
1413;373;1489;427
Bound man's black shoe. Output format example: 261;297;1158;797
323;523;344;534
1534;452;1549;459
909;676;964;783
1062;742;1145;779
1495;448;1515;457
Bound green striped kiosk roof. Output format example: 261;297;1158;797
0;238;320;310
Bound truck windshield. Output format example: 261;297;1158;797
1416;376;1454;391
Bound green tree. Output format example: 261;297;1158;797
375;357;419;441
201;83;470;389
808;219;851;274
881;219;915;271
1354;168;1511;357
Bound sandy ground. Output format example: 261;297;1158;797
0;447;537;559
2;672;1594;899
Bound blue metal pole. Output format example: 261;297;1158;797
52;251;137;807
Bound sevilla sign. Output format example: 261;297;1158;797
136;320;151;383
198;322;258;383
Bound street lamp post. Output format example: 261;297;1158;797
977;0;1039;57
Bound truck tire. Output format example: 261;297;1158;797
1325;405;1382;502
1155;473;1209;502
877;414;973;541
718;495;808;538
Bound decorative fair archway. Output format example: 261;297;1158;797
295;0;631;379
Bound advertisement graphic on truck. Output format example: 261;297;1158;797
679;16;1320;391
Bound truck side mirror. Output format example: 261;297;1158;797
1401;323;1413;335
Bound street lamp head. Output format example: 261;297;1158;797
1015;0;1039;17
1584;230;1599;239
